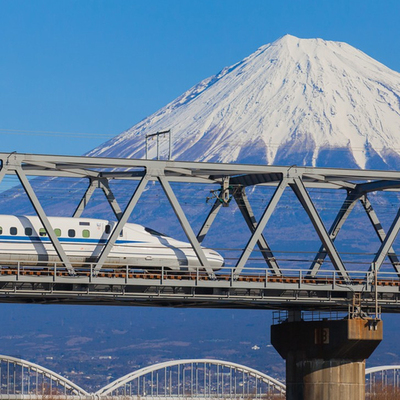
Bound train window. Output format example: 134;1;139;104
119;229;123;237
0;227;2;235
145;227;166;237
105;225;111;234
10;227;17;236
25;227;32;236
82;229;90;238
68;229;76;238
39;228;47;236
54;228;61;237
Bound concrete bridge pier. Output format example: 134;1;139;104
271;316;383;400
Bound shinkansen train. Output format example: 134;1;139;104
0;215;224;271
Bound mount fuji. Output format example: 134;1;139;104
88;34;400;170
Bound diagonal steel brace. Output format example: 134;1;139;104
308;191;361;276
0;165;8;186
72;179;98;218
15;167;75;275
158;175;214;277
197;198;223;244
234;178;288;276
98;179;123;220
291;177;350;280
73;178;123;220
360;195;400;274
370;205;400;274
93;174;149;273
309;190;400;276
233;186;281;276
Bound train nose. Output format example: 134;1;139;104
208;250;225;269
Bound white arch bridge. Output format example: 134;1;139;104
0;354;398;399
0;355;286;399
365;365;400;398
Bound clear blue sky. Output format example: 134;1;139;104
1;0;400;156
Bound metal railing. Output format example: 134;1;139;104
272;310;348;325
0;259;395;287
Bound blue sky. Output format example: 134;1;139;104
1;0;400;155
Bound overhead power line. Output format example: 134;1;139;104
0;128;114;139
2;128;400;154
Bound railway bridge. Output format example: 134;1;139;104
2;152;400;399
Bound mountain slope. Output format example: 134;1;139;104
88;34;400;169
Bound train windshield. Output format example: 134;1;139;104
145;227;168;237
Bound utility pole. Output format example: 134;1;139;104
145;130;172;160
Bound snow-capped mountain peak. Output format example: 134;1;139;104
88;35;400;169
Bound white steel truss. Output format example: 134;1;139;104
1;152;400;311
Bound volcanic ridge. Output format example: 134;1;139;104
89;34;400;170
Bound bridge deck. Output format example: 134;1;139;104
0;264;397;312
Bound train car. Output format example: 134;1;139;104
0;215;224;271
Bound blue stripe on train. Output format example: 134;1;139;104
0;235;146;245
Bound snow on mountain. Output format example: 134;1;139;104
89;34;400;168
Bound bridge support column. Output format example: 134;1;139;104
271;317;382;400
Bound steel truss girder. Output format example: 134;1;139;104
72;178;98;218
4;151;400;182
356;180;400;193
360;196;400;274
0;165;8;186
73;178;123;220
371;206;400;273
196;198;223;244
158;175;214;277
195;183;283;275
23;160;100;178
309;191;400;276
233;186;281;276
234;178;288;276
290;177;350;280
3;152;400;281
14;167;75;275
93;174;150;273
308;191;361;276
98;178;123;220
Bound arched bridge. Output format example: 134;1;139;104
366;365;400;397
96;358;286;398
0;354;90;398
1;353;399;399
0;355;285;399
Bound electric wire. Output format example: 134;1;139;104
0;128;114;139
3;128;400;154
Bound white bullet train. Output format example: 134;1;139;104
0;215;224;271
